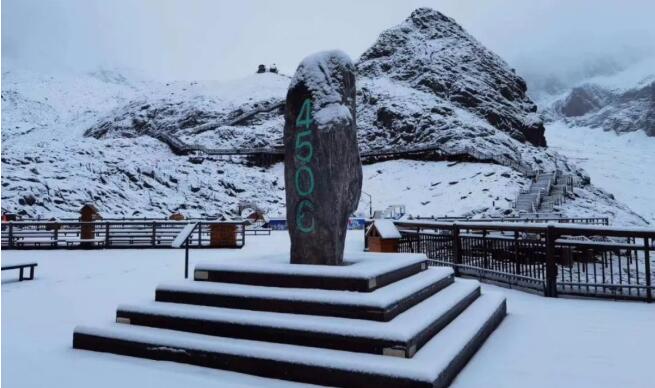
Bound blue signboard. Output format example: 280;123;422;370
267;218;288;231
348;218;366;230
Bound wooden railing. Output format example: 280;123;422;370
1;220;247;250
372;220;654;302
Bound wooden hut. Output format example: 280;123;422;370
366;220;401;253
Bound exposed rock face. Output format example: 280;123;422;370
550;80;655;136
78;8;552;174
284;51;362;265
84;96;285;149
357;8;546;147
558;85;613;117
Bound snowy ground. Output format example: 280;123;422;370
2;231;653;388
358;160;529;218
546;121;655;224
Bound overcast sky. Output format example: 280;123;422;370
3;0;655;83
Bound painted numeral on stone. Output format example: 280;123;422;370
296;199;315;233
294;165;315;196
295;130;313;163
295;99;313;128
294;97;314;234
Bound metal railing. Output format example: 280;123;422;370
377;220;654;302
1;220;247;250
153;129;538;176
412;216;610;225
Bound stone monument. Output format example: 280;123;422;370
284;50;362;265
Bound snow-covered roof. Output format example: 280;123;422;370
369;219;402;239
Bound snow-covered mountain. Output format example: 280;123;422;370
546;121;655;224
0;8;646;225
357;8;545;148
544;57;655;136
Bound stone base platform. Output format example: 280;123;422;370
73;253;506;387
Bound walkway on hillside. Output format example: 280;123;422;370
514;170;575;214
154;130;536;175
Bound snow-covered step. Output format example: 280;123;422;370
118;279;480;358
73;293;506;388
157;267;454;321
193;252;428;291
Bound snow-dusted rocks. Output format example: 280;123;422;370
284;51;362;265
549;81;655;136
543;57;655;137
357;8;546;148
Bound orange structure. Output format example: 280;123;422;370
80;203;99;248
169;212;185;221
366;220;401;253
210;223;238;248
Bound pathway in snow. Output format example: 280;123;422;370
547;121;655;224
2;231;653;388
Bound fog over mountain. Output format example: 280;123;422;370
3;0;655;87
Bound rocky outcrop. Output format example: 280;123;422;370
558;85;613;117
357;8;546;147
550;80;655;136
82;8;548;169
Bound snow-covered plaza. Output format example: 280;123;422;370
2;231;653;388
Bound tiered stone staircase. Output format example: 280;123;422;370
73;253;506;387
515;170;574;215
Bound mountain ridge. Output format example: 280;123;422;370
0;8;646;225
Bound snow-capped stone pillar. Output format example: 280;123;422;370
284;51;362;265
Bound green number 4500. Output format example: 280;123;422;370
294;98;315;234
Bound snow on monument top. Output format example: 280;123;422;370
289;50;355;130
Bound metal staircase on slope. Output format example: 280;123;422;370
514;170;575;215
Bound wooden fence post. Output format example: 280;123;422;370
545;225;558;297
8;223;14;248
104;222;110;247
514;231;520;275
151;222;157;246
482;229;488;268
644;237;652;303
185;237;190;279
452;224;461;275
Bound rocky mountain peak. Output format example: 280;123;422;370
549;80;655;137
401;8;470;45
358;7;546;147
